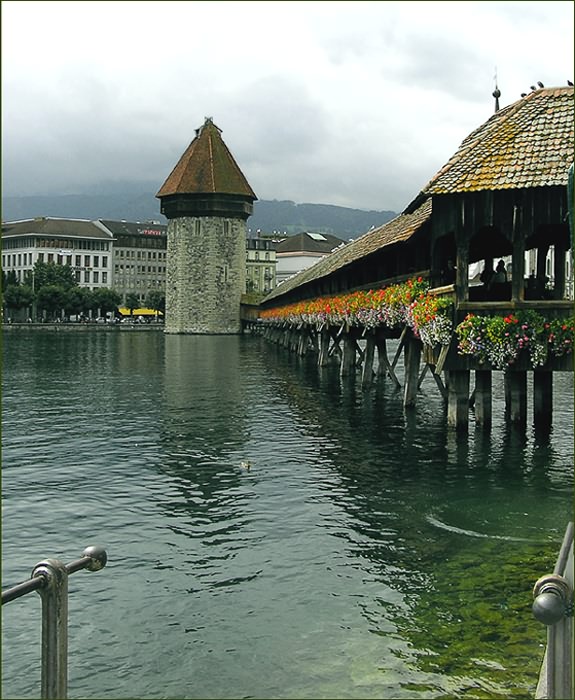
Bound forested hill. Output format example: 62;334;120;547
2;193;396;240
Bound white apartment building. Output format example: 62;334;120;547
2;217;114;288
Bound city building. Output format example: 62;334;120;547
274;231;348;285
2;216;278;314
246;238;276;294
1;217;114;289
100;219;167;306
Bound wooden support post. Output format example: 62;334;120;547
318;329;331;366
297;329;307;356
533;370;553;428
375;336;388;377
403;336;421;408
340;332;356;377
310;328;319;354
553;247;567;300
392;327;408;369
474;370;492;429
511;204;525;302
354;340;365;366
431;370;448;400
505;371;527;425
328;329;342;359
376;336;401;388
417;364;429;389
447;370;470;430
361;334;376;388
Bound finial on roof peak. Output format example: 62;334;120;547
492;67;500;113
194;116;221;138
492;84;501;113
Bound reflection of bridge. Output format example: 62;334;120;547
242;87;574;430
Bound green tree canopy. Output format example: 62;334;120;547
4;284;33;311
64;287;93;316
125;293;140;315
33;261;77;291
36;285;67;319
93;288;122;315
145;290;165;314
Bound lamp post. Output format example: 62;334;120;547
32;268;37;322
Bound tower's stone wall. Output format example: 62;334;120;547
165;216;246;334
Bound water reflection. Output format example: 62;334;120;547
2;330;572;699
256;341;571;696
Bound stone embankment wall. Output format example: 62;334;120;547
2;323;163;332
165;217;246;334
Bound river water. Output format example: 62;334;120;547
2;329;573;699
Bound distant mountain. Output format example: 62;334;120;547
1;191;396;239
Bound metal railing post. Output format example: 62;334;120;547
2;545;107;700
32;559;69;700
533;522;574;699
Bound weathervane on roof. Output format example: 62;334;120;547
492;67;501;113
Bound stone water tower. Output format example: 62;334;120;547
156;118;257;334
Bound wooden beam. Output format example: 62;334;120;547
404;336;421;408
447;370;470;430
392;326;408;369
474;370;492;428
505;371;527;425
376;337;401;388
361;334;376;388
533;370;552;428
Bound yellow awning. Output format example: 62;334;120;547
118;307;163;316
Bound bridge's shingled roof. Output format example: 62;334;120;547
156;118;257;200
421;86;574;195
263;198;432;302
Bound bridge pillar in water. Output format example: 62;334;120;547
505;371;527;425
318;329;331;366
533;370;553;429
340;332;356;377
361;334;376;388
447;370;470;429
403;337;421;408
474;370;492;428
297;329;307;356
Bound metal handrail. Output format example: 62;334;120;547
2;545;108;700
533;523;574;699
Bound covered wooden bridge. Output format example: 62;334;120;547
245;86;574;430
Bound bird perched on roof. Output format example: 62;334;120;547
521;93;527;98
568;80;574;87
537;81;544;88
530;85;537;91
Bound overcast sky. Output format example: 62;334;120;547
2;1;573;212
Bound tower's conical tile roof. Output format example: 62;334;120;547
156;118;257;199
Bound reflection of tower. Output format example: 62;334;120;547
156;118;257;334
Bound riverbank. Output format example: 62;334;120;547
2;322;164;332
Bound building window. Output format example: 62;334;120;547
84;271;90;283
84;255;90;267
93;271;99;283
102;272;108;284
94;256;99;267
